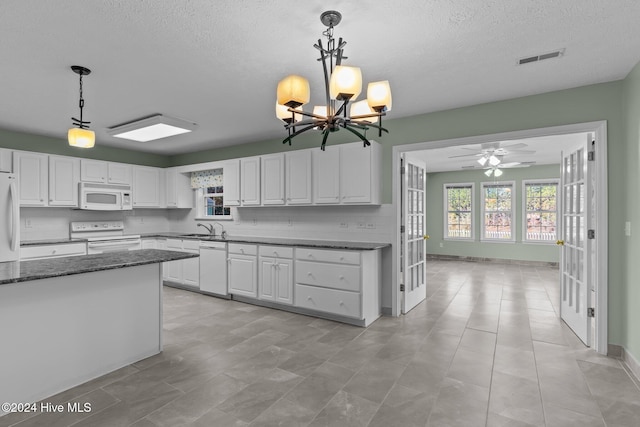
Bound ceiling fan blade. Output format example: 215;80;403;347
448;153;483;158
506;149;535;155
501;142;528;150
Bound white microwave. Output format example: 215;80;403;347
79;182;133;210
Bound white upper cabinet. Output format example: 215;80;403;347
81;160;132;185
312;145;340;204
107;163;132;185
339;142;380;204
48;155;80;207
240;157;260;206
80;159;108;183
285;150;312;205
14;151;48;206
0;148;12;172
132;165;162;208
165;167;192;208
223;159;241;207
261;153;285;205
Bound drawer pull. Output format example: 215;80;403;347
340;257;344;261
307;272;312;276
52;250;57;254
240;249;245;253
339;275;344;280
307;296;312;300
307;253;312;258
339;301;344;306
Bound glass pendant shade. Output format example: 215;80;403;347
275;103;303;123
277;75;310;108
367;80;392;111
68;128;95;148
488;155;501;166
494;168;503;177
478;156;488;166
329;66;362;101
484;169;493;177
312;105;328;118
350;100;377;123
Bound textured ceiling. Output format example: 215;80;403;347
1;1;639;155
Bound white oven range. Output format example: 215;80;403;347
70;221;141;254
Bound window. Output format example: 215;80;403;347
523;180;558;242
444;183;474;240
192;169;232;219
481;182;515;241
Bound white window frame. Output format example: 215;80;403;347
443;182;475;241
481;181;516;242
522;179;559;244
193;169;233;221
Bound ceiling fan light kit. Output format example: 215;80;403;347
276;10;392;150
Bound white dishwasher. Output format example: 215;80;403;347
199;241;228;297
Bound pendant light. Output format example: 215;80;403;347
68;65;95;148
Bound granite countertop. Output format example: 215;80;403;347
140;233;390;250
21;233;390;251
0;249;198;285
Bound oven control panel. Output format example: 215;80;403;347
70;221;125;233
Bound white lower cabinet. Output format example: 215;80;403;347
228;243;258;298
164;238;199;289
142;237;169;281
259;246;293;305
225;243;381;327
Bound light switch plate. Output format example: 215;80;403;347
625;221;631;237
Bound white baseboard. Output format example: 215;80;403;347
622;347;640;386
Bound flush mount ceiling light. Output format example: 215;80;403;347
68;65;95;148
107;114;197;142
276;10;392;150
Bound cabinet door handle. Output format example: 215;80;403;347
307;253;312;258
307;296;312;300
307;272;312;276
339;275;344;280
339;301;344;306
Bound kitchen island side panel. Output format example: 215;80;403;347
0;264;161;409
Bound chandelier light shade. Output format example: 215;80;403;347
329;66;362;101
367;80;392;111
276;103;303;123
68;65;95;148
488;154;501;166
276;10;392;150
277;75;311;108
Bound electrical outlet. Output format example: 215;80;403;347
439;242;444;248
340;222;348;228
25;218;33;228
366;223;376;229
625;221;631;237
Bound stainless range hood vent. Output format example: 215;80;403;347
517;49;565;65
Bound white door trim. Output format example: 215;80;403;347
391;120;608;354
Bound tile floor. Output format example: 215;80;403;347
2;259;640;426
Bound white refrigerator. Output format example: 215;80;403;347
0;172;19;262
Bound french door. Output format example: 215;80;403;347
401;156;427;314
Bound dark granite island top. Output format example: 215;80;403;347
0;249;198;285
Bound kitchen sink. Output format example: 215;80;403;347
179;233;227;240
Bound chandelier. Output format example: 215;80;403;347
276;11;392;150
68;65;95;148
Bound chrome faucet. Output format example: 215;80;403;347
212;222;227;239
197;223;213;235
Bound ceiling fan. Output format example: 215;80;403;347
449;141;536;166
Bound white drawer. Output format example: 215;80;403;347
259;245;293;259
295;284;361;318
228;243;257;256
295;248;360;265
183;239;200;251
20;242;87;260
295;260;360;292
166;238;182;250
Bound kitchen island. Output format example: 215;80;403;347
0;249;198;413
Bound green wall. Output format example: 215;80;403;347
0;128;170;167
425;165;560;262
622;61;640;361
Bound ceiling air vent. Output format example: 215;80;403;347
517;49;565;65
